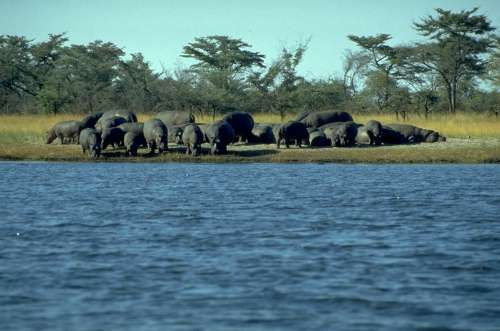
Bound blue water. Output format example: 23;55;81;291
1;162;500;331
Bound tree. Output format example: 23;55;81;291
114;53;161;112
413;7;496;113
61;41;124;113
248;41;308;119
182;35;265;91
486;36;500;89
347;34;403;113
341;50;370;99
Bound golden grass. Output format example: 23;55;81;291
1;112;499;163
194;112;500;138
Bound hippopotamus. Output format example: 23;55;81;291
80;112;103;129
205;120;235;155
46;120;84;144
277;121;310;149
322;121;358;147
143;119;168;154
301;111;354;129
309;130;330;147
155;111;195;127
101;127;125;150
79;128;101;158
124;131;146;156
95;116;127;133
100;109;138;123
195;124;208;142
247;124;275;144
222;111;254;142
117;122;144;134
384;124;446;144
355;125;375;145
365;120;383;145
178;124;204;156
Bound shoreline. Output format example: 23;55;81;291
1;138;500;164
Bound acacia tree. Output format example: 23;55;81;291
182;35;264;89
347;34;403;113
413;7;496;113
248;42;308;118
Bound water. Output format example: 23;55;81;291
1;162;500;331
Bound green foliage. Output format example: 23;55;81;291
413;7;496;113
0;8;499;118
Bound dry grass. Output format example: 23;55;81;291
1;112;499;163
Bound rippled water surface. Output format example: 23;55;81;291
1;162;500;330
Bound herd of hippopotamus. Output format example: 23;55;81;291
45;109;447;158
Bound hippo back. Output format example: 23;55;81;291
118;122;144;134
301;111;353;129
155;111;195;127
100;110;138;123
81;112;104;129
222;111;254;142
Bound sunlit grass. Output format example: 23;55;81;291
1;112;499;163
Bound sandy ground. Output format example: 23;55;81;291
226;138;500;152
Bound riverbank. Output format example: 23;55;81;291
1;138;500;163
1;113;500;163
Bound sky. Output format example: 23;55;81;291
1;0;500;79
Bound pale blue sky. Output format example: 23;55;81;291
1;0;499;79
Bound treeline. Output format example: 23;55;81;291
1;7;499;118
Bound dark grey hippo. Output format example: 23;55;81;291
205;120;235;155
155;111;195;127
79;128;101;158
247;124;275;144
222;111;254;142
301;111;353;129
384;124;446;144
180;124;204;156
124;131;146;156
322;121;358;147
80;112;104;129
277;121;309;149
380;126;406;145
100;109;138;123
95;116;127;133
117;122;144;134
46;120;84;144
143;119;168;154
355;125;375;145
309;130;330;147
365;120;383;145
101;127;125;150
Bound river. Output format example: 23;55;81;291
1;162;499;330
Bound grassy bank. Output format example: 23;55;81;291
1;113;500;163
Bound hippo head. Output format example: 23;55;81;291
46;130;57;144
425;131;446;143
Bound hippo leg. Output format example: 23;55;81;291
285;138;290;149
